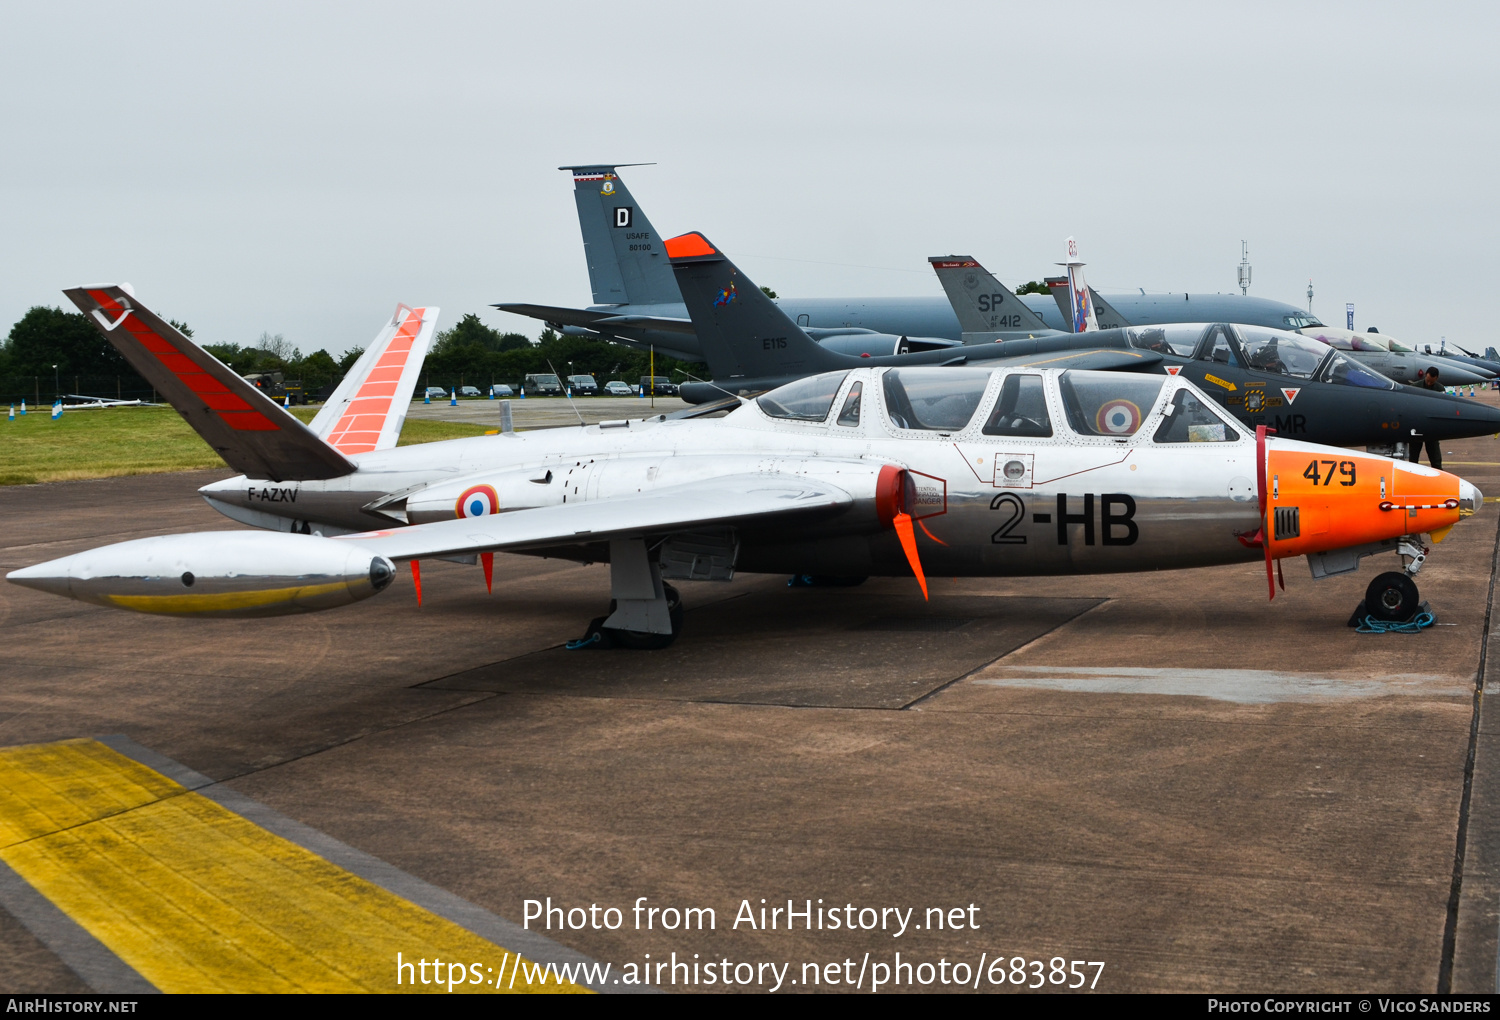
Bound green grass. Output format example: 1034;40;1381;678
0;404;490;486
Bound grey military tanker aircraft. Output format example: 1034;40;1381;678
664;235;1500;452
12;281;1485;648
495;164;1324;360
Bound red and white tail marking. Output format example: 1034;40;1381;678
310;305;439;455
85;289;281;433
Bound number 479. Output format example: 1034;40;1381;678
1304;459;1356;487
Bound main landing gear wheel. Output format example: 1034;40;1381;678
572;584;684;650
606;583;683;650
1364;571;1421;623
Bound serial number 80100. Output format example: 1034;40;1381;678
997;957;1104;989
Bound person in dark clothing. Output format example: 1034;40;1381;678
1409;367;1444;469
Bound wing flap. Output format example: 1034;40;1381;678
63;286;357;482
336;474;851;561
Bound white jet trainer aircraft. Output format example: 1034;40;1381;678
7;274;1484;649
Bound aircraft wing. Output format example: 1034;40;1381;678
494;302;694;335
336;473;852;562
63;285;357;482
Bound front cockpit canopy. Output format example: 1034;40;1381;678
1126;325;1206;357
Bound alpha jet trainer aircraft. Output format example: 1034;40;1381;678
8;272;1485;648
1018;241;1494;387
931;254;1500;452
1292;324;1494;386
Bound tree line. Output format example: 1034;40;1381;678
0;307;690;405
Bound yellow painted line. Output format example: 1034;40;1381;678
106;581;347;614
0;739;586;994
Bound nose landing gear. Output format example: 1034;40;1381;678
1362;571;1423;623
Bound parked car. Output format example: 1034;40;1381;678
604;380;634;396
490;383;514;397
567;374;599;396
422;386;448;400
459;386;481;398
522;373;564;396
639;375;677;396
244;372;306;405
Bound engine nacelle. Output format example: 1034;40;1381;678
812;331;961;357
6;531;395;617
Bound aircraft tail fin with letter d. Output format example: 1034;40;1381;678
63;285;358;482
306;304;440;455
665;232;845;385
928;256;1053;340
561;164;681;307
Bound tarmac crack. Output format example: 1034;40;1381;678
206;691;505;787
1438;506;1500;993
900;599;1111;710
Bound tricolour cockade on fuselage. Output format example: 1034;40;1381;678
10;365;1481;648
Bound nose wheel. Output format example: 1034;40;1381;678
1351;570;1425;626
1367;571;1420;621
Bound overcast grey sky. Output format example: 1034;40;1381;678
2;1;1495;355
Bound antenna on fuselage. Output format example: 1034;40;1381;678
546;359;586;426
1238;241;1252;296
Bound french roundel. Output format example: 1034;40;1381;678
455;484;500;519
1095;399;1142;435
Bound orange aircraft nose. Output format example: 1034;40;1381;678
1263;444;1480;560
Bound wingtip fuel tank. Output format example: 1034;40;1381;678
7;532;395;617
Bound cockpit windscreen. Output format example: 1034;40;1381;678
1321;355;1397;390
757;371;850;422
1153;389;1240;443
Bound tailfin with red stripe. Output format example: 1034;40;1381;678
306;304;439;454
64;285;357;482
